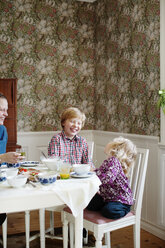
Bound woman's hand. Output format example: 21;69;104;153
0;152;23;164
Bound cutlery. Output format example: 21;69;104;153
41;151;47;159
28;181;39;188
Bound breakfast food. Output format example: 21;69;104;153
60;172;70;179
18;167;39;182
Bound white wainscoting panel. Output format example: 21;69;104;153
18;131;55;161
17;130;94;161
17;130;165;240
159;146;165;229
161;154;165;226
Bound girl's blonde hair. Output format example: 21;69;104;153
104;136;137;176
61;107;86;128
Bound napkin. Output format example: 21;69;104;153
54;177;101;217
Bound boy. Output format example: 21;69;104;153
48;107;93;165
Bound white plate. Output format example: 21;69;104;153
70;172;95;178
20;161;39;167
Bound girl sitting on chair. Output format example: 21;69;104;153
87;137;137;219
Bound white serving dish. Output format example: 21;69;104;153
38;171;57;185
7;175;27;188
72;164;90;175
41;157;61;171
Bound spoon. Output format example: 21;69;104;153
41;151;47;159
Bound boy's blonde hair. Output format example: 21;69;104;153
104;136;137;176
61;107;86;128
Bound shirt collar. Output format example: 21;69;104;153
61;130;80;141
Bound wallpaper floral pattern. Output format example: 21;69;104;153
94;0;160;135
0;0;160;136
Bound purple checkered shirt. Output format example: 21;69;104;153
48;131;93;166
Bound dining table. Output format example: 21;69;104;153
0;167;101;248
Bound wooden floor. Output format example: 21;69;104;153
0;211;165;248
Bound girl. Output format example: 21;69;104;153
87;136;137;219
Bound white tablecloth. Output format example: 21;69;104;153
0;175;101;217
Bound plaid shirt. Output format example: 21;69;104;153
48;131;93;165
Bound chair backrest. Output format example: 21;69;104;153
87;141;94;160
129;148;149;217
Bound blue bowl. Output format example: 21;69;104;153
38;172;57;185
7;163;21;168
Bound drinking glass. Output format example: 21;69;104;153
59;162;71;179
16;148;26;161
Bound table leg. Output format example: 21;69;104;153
75;210;83;248
25;210;30;248
39;208;45;248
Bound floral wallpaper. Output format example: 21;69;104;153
0;0;160;136
94;0;160;136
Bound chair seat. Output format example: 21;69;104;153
84;209;134;224
64;206;134;224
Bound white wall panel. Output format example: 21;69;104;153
17;130;94;161
161;154;165;226
159;148;165;229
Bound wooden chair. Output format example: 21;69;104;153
62;147;149;248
